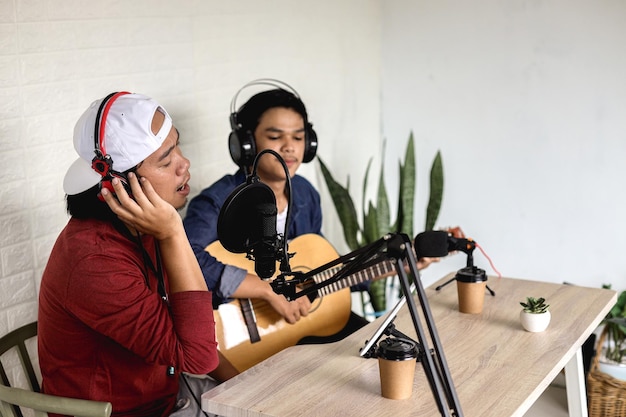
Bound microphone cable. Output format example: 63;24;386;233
475;242;502;280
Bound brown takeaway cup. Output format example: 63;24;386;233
455;267;488;314
377;337;418;400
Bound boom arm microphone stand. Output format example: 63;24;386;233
228;154;461;415
270;233;463;417
379;233;462;417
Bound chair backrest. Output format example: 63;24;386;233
0;322;40;393
0;322;111;417
0;384;112;417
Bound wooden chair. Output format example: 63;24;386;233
0;322;111;417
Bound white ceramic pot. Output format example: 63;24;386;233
598;360;626;381
598;345;626;381
520;310;551;332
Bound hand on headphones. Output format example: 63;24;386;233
100;172;182;241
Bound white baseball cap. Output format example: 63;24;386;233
63;93;173;195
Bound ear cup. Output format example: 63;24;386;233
302;123;318;163
113;172;133;197
228;112;257;167
91;154;112;177
97;172;132;201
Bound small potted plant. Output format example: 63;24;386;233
519;296;551;332
597;288;626;380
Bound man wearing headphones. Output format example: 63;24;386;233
184;79;384;371
184;82;318;326
38;93;223;417
184;81;455;375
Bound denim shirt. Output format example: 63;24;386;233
183;170;322;306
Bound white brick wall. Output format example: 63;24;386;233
0;0;382;335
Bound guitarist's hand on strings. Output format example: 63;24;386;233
232;273;312;324
267;291;311;324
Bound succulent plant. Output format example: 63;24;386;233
520;297;550;314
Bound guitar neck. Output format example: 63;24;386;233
313;259;396;297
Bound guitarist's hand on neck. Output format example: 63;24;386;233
417;256;441;270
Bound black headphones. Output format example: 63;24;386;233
91;91;134;198
228;79;318;168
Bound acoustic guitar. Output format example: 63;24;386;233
207;234;396;372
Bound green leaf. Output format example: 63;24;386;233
425;150;444;231
375;165;391;236
397;132;415;236
361;158;373;221
363;201;379;244
318;157;361;250
520;296;549;313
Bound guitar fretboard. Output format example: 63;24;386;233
313;260;396;296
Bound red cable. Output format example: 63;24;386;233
475;242;502;279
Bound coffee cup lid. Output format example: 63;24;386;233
377;337;418;361
455;267;488;283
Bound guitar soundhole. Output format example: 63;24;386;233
309;296;323;314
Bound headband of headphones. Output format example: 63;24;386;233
229;79;302;116
91;91;133;197
228;79;318;167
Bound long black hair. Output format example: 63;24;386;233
66;167;137;222
66;185;118;221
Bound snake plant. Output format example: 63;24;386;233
318;132;444;314
602;286;626;364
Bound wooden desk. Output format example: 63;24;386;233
203;276;616;417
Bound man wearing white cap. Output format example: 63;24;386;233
38;92;224;416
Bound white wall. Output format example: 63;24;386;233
0;0;381;333
381;0;626;291
2;0;623;336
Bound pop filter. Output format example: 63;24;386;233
217;177;276;253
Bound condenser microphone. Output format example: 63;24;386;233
414;230;476;257
217;149;293;281
415;231;492;294
413;230;449;257
448;235;476;255
252;202;278;278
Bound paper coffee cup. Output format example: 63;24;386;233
377;337;418;399
455;267;488;314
